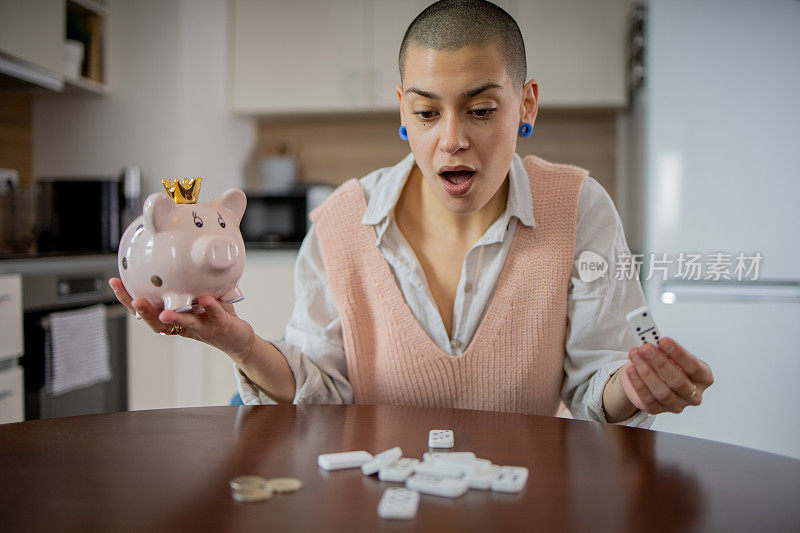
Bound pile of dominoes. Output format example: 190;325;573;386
317;429;529;520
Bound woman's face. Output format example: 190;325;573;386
396;43;538;216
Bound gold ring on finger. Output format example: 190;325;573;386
686;383;697;401
161;324;185;336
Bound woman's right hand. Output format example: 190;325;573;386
108;278;256;362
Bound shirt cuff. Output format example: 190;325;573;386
586;361;657;429
233;339;335;405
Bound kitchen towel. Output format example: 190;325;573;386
45;304;112;395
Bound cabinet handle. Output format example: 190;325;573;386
0;293;11;302
0;390;12;401
659;279;800;304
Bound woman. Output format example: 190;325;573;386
110;0;713;426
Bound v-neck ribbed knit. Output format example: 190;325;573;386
310;155;586;414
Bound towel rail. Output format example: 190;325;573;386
39;304;129;330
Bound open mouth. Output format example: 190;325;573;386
438;170;476;196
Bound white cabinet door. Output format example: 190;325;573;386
0;274;23;360
235;250;297;340
127;311;176;411
231;0;626;114
0;0;64;75
0;366;24;424
230;0;369;114
516;0;627;107
370;0;432;111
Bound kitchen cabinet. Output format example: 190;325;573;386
230;0;369;114
516;0;628;107
0;0;108;95
234;250;297;341
0;365;24;424
0;274;23;361
230;0;628;114
0;274;23;424
0;0;64;78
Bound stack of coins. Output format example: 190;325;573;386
229;475;303;503
229;475;273;503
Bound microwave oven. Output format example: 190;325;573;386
240;185;333;248
35;176;123;254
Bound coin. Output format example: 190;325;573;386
229;475;268;491
265;477;303;493
231;486;274;503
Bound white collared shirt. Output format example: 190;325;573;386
236;153;656;429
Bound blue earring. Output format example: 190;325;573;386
518;122;533;138
398;125;408;140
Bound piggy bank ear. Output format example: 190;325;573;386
213;189;247;222
143;192;177;234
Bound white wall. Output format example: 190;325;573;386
32;0;256;409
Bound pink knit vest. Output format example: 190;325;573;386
310;155;587;415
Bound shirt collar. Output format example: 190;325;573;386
361;152;416;226
507;152;536;229
361;151;536;233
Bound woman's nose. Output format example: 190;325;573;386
438;114;469;153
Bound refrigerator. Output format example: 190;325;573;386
623;0;800;459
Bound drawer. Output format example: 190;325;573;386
0;365;24;424
0;274;23;359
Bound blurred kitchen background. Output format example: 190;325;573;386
0;0;798;459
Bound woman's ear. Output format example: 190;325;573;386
395;84;406;125
520;79;539;125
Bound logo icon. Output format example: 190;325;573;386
577;250;608;282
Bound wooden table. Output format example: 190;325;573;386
1;405;798;532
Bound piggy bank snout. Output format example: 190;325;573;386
191;235;242;271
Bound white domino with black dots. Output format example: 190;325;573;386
377;487;420;520
625;306;662;346
428;430;454;448
318;428;532;521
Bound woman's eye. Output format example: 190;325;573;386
470;107;498;118
412;108;497;121
413;110;436;121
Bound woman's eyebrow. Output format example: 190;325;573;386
404;81;504;100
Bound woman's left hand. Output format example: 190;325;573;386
620;337;715;415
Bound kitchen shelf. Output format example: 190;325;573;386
63;73;107;96
68;0;107;17
66;0;106;87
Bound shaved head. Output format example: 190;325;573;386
399;0;527;88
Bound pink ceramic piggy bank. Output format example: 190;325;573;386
118;178;247;312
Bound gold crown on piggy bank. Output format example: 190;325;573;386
162;177;203;204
